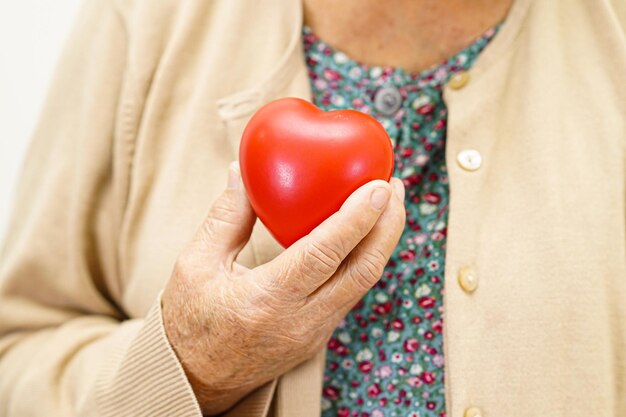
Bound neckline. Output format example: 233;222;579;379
216;0;532;120
302;23;502;89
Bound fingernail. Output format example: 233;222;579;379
370;187;391;210
227;162;241;189
392;178;405;201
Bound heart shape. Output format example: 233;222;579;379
240;97;394;247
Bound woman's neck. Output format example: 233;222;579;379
303;0;513;73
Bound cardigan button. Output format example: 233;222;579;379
457;149;482;171
458;266;478;293
464;406;483;417
448;70;470;89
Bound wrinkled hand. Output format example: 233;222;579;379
162;162;405;415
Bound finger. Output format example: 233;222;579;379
312;177;406;309
257;179;393;298
192;161;256;266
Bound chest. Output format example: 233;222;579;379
114;3;626;324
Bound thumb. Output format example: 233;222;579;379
193;161;256;265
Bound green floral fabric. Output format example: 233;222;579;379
303;24;500;417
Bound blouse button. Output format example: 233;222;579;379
458;266;479;293
456;149;482;171
464;407;483;417
374;86;403;116
448;71;470;89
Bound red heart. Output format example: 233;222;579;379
240;97;394;247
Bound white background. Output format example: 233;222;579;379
0;0;82;240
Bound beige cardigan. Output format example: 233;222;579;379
1;0;625;416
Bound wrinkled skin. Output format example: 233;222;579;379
162;162;405;415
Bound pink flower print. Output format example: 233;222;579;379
403;174;419;187
328;338;340;349
421;372;435;385
432;320;443;334
314;79;328;90
337;345;350;355
367;383;382;397
407;376;422;387
373;302;393;315
390;318;404;330
431;231;445;241
418;296;435;309
352;97;364;107
433;354;445;367
359;361;373;373
423;192;441;204
379;365;392;378
328;337;350;355
399;249;416;261
323;386;340;400
434;67;447;81
401;147;413;157
323;68;341;81
417;103;435;115
404;338;420;352
305;56;318;67
414;234;427;245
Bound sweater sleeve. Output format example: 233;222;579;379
0;1;201;415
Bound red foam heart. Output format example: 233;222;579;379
240;97;394;247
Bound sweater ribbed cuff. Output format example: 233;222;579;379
95;292;202;417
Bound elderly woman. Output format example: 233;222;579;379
1;0;625;416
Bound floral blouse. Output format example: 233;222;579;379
303;24;500;417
